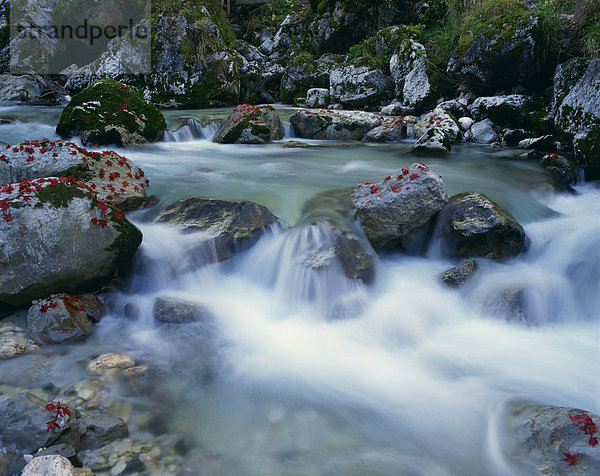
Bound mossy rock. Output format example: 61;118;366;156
213;104;284;144
56;79;166;146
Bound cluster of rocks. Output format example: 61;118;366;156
0;350;187;475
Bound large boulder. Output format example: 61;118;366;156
289;109;384;141
0;74;43;102
351;163;448;251
56;79;166;147
26;294;105;345
502;402;600;474
434;192;527;260
236;40;284;104
470;95;531;127
213;104;284;144
553;58;600;180
413;110;461;143
0;140;149;211
390;40;438;111
330;64;388;109
155;198;278;261
447;8;550;93
0;177;142;307
0;393;72;453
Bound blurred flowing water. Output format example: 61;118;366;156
0;106;599;475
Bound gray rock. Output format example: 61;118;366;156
518;135;555;152
87;352;135;375
470;119;498;144
554;59;600;179
22;455;74;476
0;140;149;211
470;95;531;127
0;447;26;476
56;79;166;147
380;100;414;116
0;393;71;453
153;296;212;324
26;294;105;346
213;104;284;144
435;192;528;260
484;286;530;322
306;88;330;108
299;220;375;284
540;153;577;188
414;110;461;143
411;128;451;156
436;100;467;118
440;260;478;286
389;40;437;111
0;75;43;102
330;65;388;108
0;178;142;307
155;197;278;261
352;163;448;251
502;128;528;146
447;14;546;92
280;61;330;105
78;438;149;475
78;409;129;451
364;118;406;142
0;321;27;358
502;401;600;475
458;117;474;132
289;109;385;141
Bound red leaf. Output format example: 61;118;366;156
563;453;579;466
570;414;590;425
589;436;598;447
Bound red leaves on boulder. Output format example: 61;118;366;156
44;401;70;433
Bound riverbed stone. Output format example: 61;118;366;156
0;178;142;307
155;197;277;261
411;128;451;156
440;260;478;286
470;119;498;144
300;220;375;284
352;163;448;251
78;409;129;451
22;455;74;476
364;118;406;142
503;401;600;475
26;294;105;346
213;104;284;144
0;140;149;211
153;296;212;324
0;321;27;358
56;79;166;147
458;117;474;132
435;192;528;260
518;135;556;153
289;109;385;141
540;153;577;187
414;110;461;143
0;392;71;453
87;352;135;375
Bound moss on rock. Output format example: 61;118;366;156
56;79;166;146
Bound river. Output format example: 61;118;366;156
0;105;598;475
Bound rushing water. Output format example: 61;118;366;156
0;106;599;475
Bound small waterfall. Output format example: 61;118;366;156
282;122;296;139
163;119;221;142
